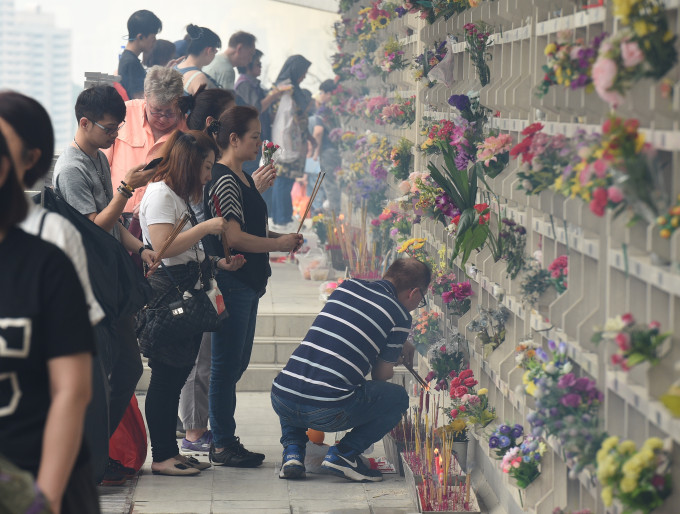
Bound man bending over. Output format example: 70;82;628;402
271;257;430;482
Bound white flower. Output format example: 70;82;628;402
563;361;573;374
545;363;556;374
603;316;625;335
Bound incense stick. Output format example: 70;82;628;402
145;213;191;276
212;195;232;263
296;172;325;234
404;362;429;389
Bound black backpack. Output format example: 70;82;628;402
37;188;152;321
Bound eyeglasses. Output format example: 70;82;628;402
89;118;125;135
417;288;428;309
148;108;178;120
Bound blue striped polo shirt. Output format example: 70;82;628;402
272;279;412;406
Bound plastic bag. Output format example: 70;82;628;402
271;88;302;163
427;35;457;87
297;247;327;280
108;395;147;472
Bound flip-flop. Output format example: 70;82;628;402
151;462;200;476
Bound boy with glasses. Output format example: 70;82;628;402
271;257;430;482
53;85;157;483
118;10;162;99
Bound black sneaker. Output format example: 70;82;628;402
107;458;136;479
209;438;265;468
98;460;127;486
320;446;382;482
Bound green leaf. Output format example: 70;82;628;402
591;332;603;344
626;353;647;367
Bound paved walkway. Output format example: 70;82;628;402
126;259;418;514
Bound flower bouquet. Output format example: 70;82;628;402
592;313;671;370
521;341;571;398
397;237;429;263
261;140;281;165
381;95;416;126
502;435;546;494
463;22;493;87
596;436;672;513
409;311;441;356
469;306;510;358
488;423;524;458
425;338;465;389
548;255;568;293
389;138;413;180
375;37;409;76
449;376;496;429
500;218;527;280
474;132;513;180
430;269;459;296
520;259;553;307
656;194;680;239
412;40;447;85
419;118;456;155
514;339;541;369
593;0;677;108
442;281;473;317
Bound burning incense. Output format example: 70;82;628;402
404;362;429;390
296;172;325;234
145;213;190;276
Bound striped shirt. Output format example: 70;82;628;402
272;279;412;406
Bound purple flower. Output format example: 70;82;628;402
488;436;500;448
558;342;567;355
560;393;582;408
395;6;407;17
448;94;471;112
511;426;523;439
557;373;576;389
534;453;541;462
548;340;557;351
573;377;592;392
499;435;511;448
535;348;549;362
499;424;511;434
454;150;472;171
532;426;543;436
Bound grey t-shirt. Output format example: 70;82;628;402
53;145;121;241
202;53;235;90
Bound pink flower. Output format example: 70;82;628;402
615;332;631;351
370;219;380;226
649;321;661;331
398;180;410;194
592;57;624;108
450;409;459;418
621;40;644;68
459;405;467;412
593;159;608;178
440;344;447;352
611;353;624;365
607;186;624;204
621;313;635;325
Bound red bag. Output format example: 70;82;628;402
108;396;147;471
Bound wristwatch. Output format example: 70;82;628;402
138;246;146;256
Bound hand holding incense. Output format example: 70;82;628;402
145;213;190;276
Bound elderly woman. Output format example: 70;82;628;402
104;65;188;213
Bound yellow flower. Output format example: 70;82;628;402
618;440;637;454
523;371;537;396
641;437;664;452
601;486;613;507
451;418;467;433
663;31;674;42
553;176;564;191
635;133;645;153
602;436;620;452
633;20;654;38
478;388;488;395
597;455;618;482
620;475;637;493
544;43;557;56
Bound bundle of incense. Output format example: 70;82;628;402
404;362;429;390
212;195;232;263
145;213;191;276
296;172;325;234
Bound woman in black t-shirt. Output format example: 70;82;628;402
204;106;302;466
0;134;98;513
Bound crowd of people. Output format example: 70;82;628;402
0;9;430;514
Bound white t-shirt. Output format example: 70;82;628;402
139;181;205;267
19;199;106;326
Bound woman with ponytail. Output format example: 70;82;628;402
174;24;221;96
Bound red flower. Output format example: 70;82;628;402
464;377;478;387
458;369;474;380
450;408;459;418
521;123;544;136
459;405;466;412
454;386;469;398
593;187;608;205
450;377;462;388
621;313;635;325
623;118;639;135
266;141;274;148
611;353;623;365
590;199;606;216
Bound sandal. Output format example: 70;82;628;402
151;461;201;476
179;455;212;471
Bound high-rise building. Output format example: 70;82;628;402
0;0;73;150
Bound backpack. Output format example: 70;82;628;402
37;188;152;320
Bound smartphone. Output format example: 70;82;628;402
143;157;163;170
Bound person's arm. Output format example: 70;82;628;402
252;164;277;193
312;125;324;160
226;219;302;253
372;358;395;381
146;218;228;258
118;223;155;265
187;72;210;95
37;353;92;514
260;88;285;112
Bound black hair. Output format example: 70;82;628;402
185;24;221;56
228;31;256;49
215;106;259;150
186;87;236;131
143;39;176;67
237;49;263;75
0;91;54;188
319;79;336;93
384;258;432;293
75;85;126;124
127;10;162;40
0;130;28;231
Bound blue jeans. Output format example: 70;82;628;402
271;176;295;225
209;273;260;448
270;381;408;454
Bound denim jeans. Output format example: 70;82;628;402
271;176;295;225
270;380;409;454
209;272;260;448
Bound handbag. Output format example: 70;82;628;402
135;210;228;357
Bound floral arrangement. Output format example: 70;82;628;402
398;237;430;263
520;259;554;307
398;171;459;225
515;339;541;369
656;194;680;239
311;214;327;245
548;255;568;293
381;95;416;126
475;132;513;179
354;2;394;44
502;434;547;491
430;269;459;296
463;22;493;87
447;92;492;171
592;313;671;370
500;218;527;280
398;0;475;24
412;40;447;85
526;341;605;474
370;205;412;245
375;37;409;75
536;31;606;98
593;0;677;108
448;372;496;428
409;310;441;355
262;140;281;165
389;138;413;180
348;56;374;80
469;306;510;357
442;281;473;317
596;436;672;513
522;342;571;398
424;338;465;389
488;423;525;458
419;118;456;154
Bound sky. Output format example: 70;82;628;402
14;0;339;90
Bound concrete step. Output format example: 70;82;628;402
250;336;301;365
236;364;282;392
254;313;316;338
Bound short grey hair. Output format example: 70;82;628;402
144;66;183;105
